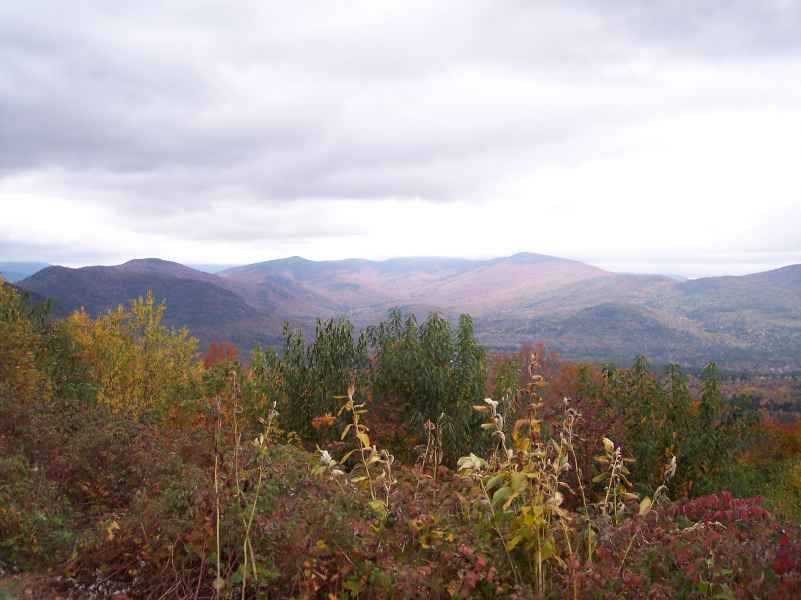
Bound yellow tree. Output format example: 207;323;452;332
0;278;49;403
64;291;201;417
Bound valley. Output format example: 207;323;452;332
13;253;801;370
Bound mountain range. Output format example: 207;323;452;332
13;254;801;370
0;262;50;283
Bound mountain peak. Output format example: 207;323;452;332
120;258;189;270
116;258;218;281
503;252;564;264
122;257;175;266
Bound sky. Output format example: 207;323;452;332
1;1;800;278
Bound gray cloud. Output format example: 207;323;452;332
0;1;800;271
619;0;801;58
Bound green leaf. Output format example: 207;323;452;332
369;499;388;517
344;576;365;594
713;585;735;600
539;537;557;562
485;474;505;492
492;486;513;509
509;472;527;493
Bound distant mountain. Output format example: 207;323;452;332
15;255;801;370
219;252;607;320
188;264;240;274
0;262;50;283
479;264;801;369
18;259;282;350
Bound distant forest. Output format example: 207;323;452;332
13;254;801;372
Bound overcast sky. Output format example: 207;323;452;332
1;1;800;277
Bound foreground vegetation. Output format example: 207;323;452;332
1;282;800;598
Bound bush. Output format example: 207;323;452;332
2;285;800;598
0;453;75;573
368;310;487;463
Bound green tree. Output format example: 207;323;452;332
368;310;487;463
269;318;369;441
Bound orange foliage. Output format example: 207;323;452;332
203;340;238;368
746;418;801;464
311;414;336;430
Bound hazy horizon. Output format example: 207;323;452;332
3;251;799;280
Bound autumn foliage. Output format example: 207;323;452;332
204;340;238;368
0;280;800;598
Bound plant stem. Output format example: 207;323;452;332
214;453;221;598
241;460;264;600
479;478;521;586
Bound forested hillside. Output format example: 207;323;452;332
1;280;800;598
18;259;283;351
16;255;801;370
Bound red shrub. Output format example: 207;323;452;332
203;339;238;368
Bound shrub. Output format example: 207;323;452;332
0;453;75;572
368;310;487;463
2;286;800;599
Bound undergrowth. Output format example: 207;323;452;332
1;281;800;598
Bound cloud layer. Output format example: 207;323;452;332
1;1;800;276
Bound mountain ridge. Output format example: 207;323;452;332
0;261;50;283
15;254;801;369
18;260;283;350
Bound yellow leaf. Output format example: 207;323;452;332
340;449;358;463
106;520;120;541
368;500;387;517
506;535;522;551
